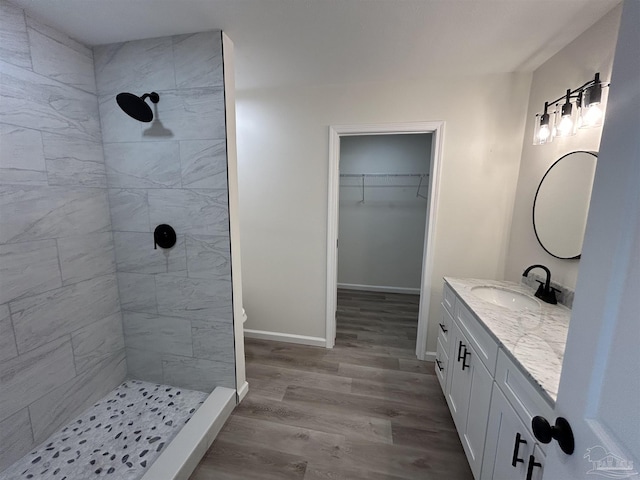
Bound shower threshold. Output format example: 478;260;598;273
1;380;220;480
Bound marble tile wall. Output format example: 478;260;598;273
0;1;126;471
94;31;236;394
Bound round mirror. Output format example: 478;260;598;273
533;151;597;259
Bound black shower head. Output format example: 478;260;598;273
116;92;159;123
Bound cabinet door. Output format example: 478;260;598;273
446;321;470;432
447;322;492;479
461;347;492;479
482;386;535;480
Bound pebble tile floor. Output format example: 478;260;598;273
0;380;207;480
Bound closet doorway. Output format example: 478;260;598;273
326;122;444;360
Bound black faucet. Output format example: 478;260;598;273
522;264;558;305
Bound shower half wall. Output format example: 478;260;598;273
94;32;236;392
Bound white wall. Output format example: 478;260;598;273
236;72;531;352
338;134;431;291
505;5;622;290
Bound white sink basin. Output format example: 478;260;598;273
471;286;541;311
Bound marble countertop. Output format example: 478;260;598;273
444;277;571;404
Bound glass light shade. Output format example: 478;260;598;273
533;112;553;145
555;101;577;137
579;103;604;128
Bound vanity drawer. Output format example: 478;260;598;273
495;349;554;453
455;301;498;375
443;281;456;315
438;304;453;348
435;335;449;393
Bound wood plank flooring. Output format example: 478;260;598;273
190;289;473;480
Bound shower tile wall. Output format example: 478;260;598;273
0;1;126;471
94;31;236;393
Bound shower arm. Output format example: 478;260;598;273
141;92;160;104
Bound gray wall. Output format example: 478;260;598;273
338;134;431;290
0;1;126;470
94;31;236;392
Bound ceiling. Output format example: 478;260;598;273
10;0;620;91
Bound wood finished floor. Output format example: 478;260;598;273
190;289;473;480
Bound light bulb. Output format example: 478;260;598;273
538;124;551;142
583;104;603;127
557;115;574;136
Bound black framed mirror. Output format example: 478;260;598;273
533;151;597;259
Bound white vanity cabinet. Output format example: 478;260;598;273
438;282;497;479
446;320;493;479
439;280;557;480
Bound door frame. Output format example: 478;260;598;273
325;121;445;360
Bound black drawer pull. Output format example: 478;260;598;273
457;341;465;362
511;432;527;467
435;359;444;371
439;323;448;333
526;455;542;480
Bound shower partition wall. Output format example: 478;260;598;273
94;31;236;393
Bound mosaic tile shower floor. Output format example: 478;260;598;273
0;380;207;480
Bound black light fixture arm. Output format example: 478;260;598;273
541;73;607;108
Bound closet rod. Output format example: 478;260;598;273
340;184;423;188
340;173;428;177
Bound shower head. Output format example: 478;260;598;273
116;92;159;122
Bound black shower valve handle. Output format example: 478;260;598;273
153;224;177;250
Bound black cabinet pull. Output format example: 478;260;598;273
457;341;470;370
435;359;444;371
457;341;465;362
511;432;527;467
461;349;471;370
439;323;448;333
526;455;542;480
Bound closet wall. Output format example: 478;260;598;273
337;134;431;292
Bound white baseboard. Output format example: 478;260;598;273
337;283;420;295
237;381;249;402
141;386;236;480
244;329;326;347
423;350;437;361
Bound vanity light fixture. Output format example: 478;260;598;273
532;73;608;145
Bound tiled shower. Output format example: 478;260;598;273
0;0;237;477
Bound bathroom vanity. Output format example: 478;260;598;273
436;277;571;480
